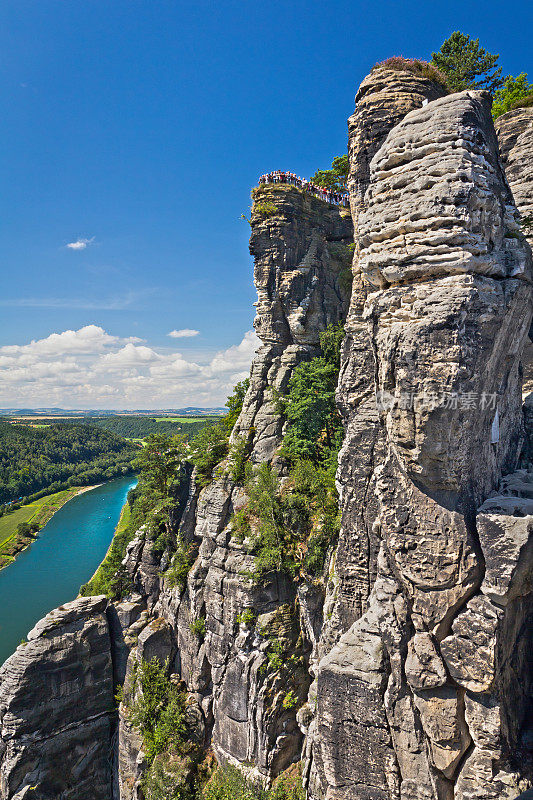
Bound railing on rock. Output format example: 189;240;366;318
257;171;349;207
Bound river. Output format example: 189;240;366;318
0;475;137;666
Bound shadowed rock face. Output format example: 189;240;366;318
308;88;533;800
495;107;533;395
0;597;116;800
495;107;533;249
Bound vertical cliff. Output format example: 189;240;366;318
322;67;448;649
308;87;533;800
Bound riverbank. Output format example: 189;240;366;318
0;484;102;571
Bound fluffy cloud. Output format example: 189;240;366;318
167;329;200;338
66;237;95;250
0;325;138;358
0;325;260;409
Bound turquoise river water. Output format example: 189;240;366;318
0;475;137;666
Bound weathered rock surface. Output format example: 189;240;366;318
321;67;448;658
233;183;353;463
0;597;115;800
495;107;533;394
495;106;533;247
309;86;533;800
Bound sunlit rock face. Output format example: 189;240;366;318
308;84;533;800
234;184;353;464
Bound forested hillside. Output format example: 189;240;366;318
65;415;216;440
0;422;136;505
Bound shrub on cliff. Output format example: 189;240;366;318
189;379;249;487
122;657;202;799
280;323;344;464
200;764;305;799
134;433;189;533
431;31;503;92
233;324;344;583
233;459;339;583
372;56;448;88
188;423;229;487
492;73;533;118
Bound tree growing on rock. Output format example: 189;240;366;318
431;31;504;92
311;154;349;191
492;73;533;118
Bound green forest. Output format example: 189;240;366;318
64;415;217;440
0;421;137;505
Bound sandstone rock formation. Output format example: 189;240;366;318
234;183;353;463
495;106;533;248
495;106;533;395
0;597;116;800
308;88;533;800
110;184;353;792
149;185;353;780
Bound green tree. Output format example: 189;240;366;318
189;379;250;486
431;31;503;92
16;522;31;537
224;379;249;432
188;423;229;487
311;154;349;191
318;322;344;370
282;358;339;461
492;73;533;118
133;433;188;529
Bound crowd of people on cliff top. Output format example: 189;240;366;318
258;171;349;207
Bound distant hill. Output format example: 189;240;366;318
0;422;137;505
0;407;225;417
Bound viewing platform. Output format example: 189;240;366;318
257;171;349;207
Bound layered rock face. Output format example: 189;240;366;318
0;597;116;800
495;106;533;394
234;184;353;463
327;68;448;643
308;88;533;800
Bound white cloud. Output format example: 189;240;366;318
207;330;260;375
66;237;95;250
0;325;260;409
98;343;160;368
168;329;200;338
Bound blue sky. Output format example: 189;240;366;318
1;0;531;408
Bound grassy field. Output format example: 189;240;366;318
0;487;88;568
